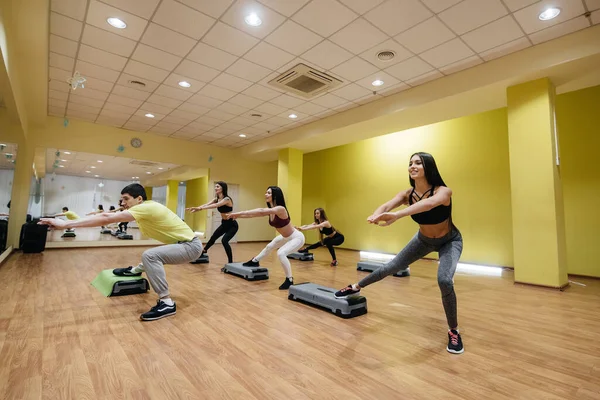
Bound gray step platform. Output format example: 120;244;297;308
357;261;410;277
287;252;314;261
190;254;209;264
288;282;367;319
221;262;269;281
61;230;76;237
118;234;133;240
101;229;112;234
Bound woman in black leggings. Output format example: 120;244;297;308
187;181;238;263
297;208;344;266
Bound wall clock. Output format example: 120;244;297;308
131;138;142;148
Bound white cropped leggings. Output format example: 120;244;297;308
254;229;305;278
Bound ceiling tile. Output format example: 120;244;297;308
221;0;286;39
149;123;184;135
141;23;198;57
243;42;295;70
49;52;75;72
355;71;400;90
502;0;538;12
205;109;237;121
112;85;151;101
292;0;358;37
174;60;221;84
264;20;323;56
592;9;600;25
461;16;524;53
194;116;223;126
378;82;409;96
50;12;83;41
528;16;591;44
513;0;586;34
117;74;160;92
162;115;193;125
81;25;136;57
123;121;153;132
103;101;138;115
254;101;288;115
588;0;600;11
147;93;183;108
187;93;224;108
384;56;434;80
271;94;305;108
131;44;182;71
405;70;444;86
68;102;101;115
266;115;294;126
152;0;215;40
226;59;272;82
97;115;128;126
129;115;160;126
330;18;388;54
294;101;328;115
140;102;175;115
228;93;265;109
359;39;413;68
419;0;462;13
171;131;199;139
310;93;349;108
49;66;71;82
70;93;106;108
73;87;110;101
81;76;115;92
364;0;432;36
177;102;211;115
78;44;128;71
49;79;71;93
155;84;193;101
108;93;144;108
439;55;483;75
332;83;373;101
438;0;508;36
198;84;237;101
99;0;161;19
51;0;87;20
395;17;456;54
134;109;166;121
49;98;67;109
479;36;531;61
163;73;205;92
169;109;203;121
243;84;282;101
216;102;250;116
257;0;310;17
124;60;170;83
76;60;121;82
301;40;353;70
67;109;99;122
86;0;148;41
49;90;69;101
186;43;238;71
338;0;385;15
330;57;378;82
202;22;260;57
178;0;234;18
49;105;67;115
419;38;475;68
49;34;78;58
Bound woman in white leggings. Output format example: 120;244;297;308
227;186;304;290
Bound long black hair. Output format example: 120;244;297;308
409;152;447;188
214;181;232;204
267;186;288;215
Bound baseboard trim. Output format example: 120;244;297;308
0;246;13;265
514;280;570;291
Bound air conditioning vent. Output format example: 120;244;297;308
130;160;158;167
268;63;343;98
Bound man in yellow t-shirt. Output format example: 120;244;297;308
55;207;80;220
39;184;203;321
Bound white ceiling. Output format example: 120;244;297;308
45;147;180;181
0;142;17;170
47;0;600;149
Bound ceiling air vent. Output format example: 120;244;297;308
268;63;343;98
130;160;158;167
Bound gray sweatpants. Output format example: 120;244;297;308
358;228;463;329
137;237;203;298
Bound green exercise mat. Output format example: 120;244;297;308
91;269;149;297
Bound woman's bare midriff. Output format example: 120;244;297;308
418;219;451;239
277;223;295;238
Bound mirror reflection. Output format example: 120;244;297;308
0;142;16;254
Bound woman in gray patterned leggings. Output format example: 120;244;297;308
335;152;464;354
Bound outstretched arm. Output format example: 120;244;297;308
39;211;135;229
188;197;232;213
227;206;285;220
371;187;452;226
186;198;218;213
369;189;411;218
298;221;331;231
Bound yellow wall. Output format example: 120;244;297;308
277;148;303;223
165;180;179;213
556;85;600;277
184;176;208;233
303;108;514;266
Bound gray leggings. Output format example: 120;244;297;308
138;237;203;298
358;228;463;329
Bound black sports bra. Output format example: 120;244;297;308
320;226;334;235
216;197;233;213
408;187;451;225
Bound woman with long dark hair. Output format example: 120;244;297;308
297;208;345;266
186;181;238;263
227;186;304;290
334;152;464;354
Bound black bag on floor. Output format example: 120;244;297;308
0;219;8;252
19;221;48;253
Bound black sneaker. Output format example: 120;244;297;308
242;259;260;267
298;248;308;254
113;266;142;277
140;300;176;321
279;278;293;290
334;285;361;299
447;329;464;354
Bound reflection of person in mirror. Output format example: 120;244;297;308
39;183;203;322
0;200;10;217
53;207;80;233
186;181;238;263
87;204;106;229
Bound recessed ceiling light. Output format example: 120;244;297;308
244;13;262;27
372;79;384;87
58;165;64;168
91;166;96;169
85;171;90;173
239;134;247;138
288;114;298;119
538;7;560;20
145;113;155;118
64;151;71;155
94;174;99;177
146;171;152;174
97;160;103;163
158;167;164;170
132;176;135;179
61;159;67;162
107;17;127;29
0;143;6;146
178;81;191;88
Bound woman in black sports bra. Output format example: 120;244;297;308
335;152;465;355
297;208;345;266
186;181;238;263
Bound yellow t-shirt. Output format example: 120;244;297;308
64;211;80;220
127;200;194;244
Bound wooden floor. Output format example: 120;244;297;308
1;243;599;400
